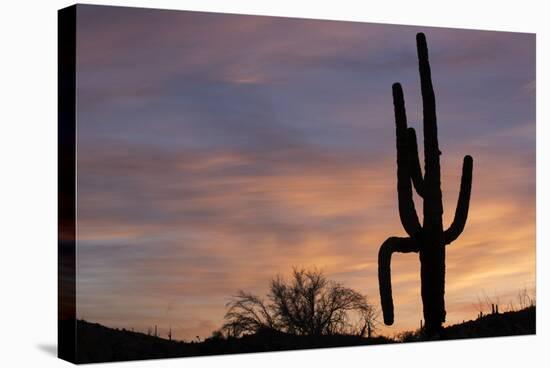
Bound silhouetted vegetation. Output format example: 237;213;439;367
69;305;534;363
378;32;474;337
222;268;379;338
397;306;535;342
71;318;394;363
473;287;536;319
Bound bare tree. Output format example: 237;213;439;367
223;268;378;337
223;291;277;337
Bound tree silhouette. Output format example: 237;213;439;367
223;268;378;337
377;33;474;337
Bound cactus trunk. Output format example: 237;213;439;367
420;234;445;335
417;32;446;335
378;33;474;337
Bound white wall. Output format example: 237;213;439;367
0;0;546;367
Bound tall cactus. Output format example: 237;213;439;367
378;33;474;336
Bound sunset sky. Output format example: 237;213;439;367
75;5;535;340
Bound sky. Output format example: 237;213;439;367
75;4;536;340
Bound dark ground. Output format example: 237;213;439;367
64;306;535;364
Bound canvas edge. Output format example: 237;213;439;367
58;4;77;364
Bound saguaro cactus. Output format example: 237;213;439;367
378;33;474;336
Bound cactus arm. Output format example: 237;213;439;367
407;127;425;197
378;236;420;325
444;155;473;245
393;83;422;237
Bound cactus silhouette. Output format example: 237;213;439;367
378;33;474;336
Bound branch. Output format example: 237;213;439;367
378;236;420;325
393;83;422;237
444;155;473;244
